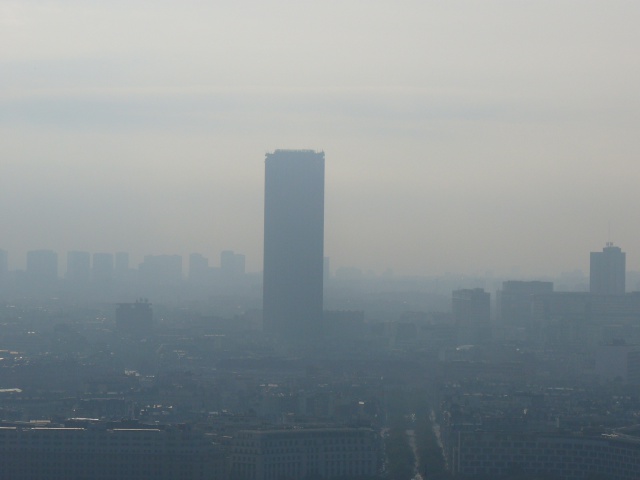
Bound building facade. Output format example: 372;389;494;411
497;280;554;326
230;428;380;480
263;150;325;339
590;242;626;295
450;430;640;480
0;425;226;480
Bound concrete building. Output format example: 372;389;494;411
0;424;226;480
591;242;626;295
497;280;553;326
230;428;379;480
263;150;325;339
450;430;640;480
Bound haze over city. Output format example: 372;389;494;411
2;1;640;275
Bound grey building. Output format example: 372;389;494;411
188;253;209;282
497;280;553;326
0;424;226;480
263;149;325;338
590;242;625;295
230;428;379;480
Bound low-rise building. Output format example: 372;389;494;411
230;427;380;480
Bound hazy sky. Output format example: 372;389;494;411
2;1;639;276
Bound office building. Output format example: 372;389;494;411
263;149;325;338
230;428;379;480
596;343;640;385
497;280;553;326
590;242;626;295
450;430;640;479
188;253;209;283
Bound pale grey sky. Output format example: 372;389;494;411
1;1;639;275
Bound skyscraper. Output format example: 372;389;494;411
590;242;625;295
263;149;325;338
497;280;554;326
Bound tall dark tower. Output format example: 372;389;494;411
590;242;626;295
263;149;325;338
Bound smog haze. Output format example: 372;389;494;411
2;1;639;276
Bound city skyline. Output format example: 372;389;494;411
1;240;639;280
2;1;640;276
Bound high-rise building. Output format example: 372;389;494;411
497;280;554;326
590;242;625;295
263;149;325;338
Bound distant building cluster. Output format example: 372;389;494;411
0;248;248;301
